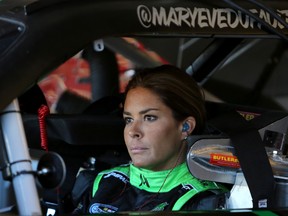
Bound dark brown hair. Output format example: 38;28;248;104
124;64;206;134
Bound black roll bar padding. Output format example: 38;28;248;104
207;106;282;209
82;44;120;102
187;38;243;85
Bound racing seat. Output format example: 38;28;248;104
187;101;288;209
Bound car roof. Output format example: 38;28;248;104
0;0;288;111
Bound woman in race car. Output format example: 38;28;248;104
74;64;227;214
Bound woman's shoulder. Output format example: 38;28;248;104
98;163;131;176
178;164;227;191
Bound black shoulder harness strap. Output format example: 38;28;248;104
208;109;281;209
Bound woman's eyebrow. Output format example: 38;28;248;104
123;108;159;116
123;111;131;116
139;108;159;115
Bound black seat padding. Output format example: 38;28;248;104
23;114;125;146
23;113;129;166
23;113;128;213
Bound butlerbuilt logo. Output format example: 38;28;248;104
139;174;150;187
210;153;240;168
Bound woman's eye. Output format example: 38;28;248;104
124;117;133;125
144;115;157;121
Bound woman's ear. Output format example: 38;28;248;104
181;116;196;137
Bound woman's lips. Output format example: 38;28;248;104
130;147;148;154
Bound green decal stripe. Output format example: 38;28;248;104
92;175;103;197
253;211;279;216
172;189;198;210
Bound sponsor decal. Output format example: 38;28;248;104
181;184;193;191
152;202;169;211
258;199;268;208
104;171;129;184
139;174;150;187
210;153;240;168
89;203;118;214
237;110;261;121
137;5;288;30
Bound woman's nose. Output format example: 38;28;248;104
128;122;142;139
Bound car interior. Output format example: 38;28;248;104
1;0;288;215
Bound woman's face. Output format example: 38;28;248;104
123;87;185;171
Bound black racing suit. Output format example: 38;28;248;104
73;162;228;214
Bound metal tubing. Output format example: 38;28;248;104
1;99;42;215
